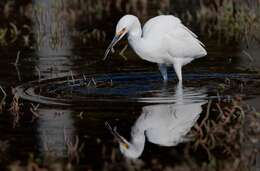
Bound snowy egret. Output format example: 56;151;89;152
104;15;207;81
105;83;207;158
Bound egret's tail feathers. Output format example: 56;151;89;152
182;25;198;38
198;40;206;47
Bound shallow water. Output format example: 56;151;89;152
0;0;260;170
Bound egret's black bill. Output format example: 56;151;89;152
104;122;126;144
103;35;120;60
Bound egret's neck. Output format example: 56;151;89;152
120;127;146;158
131;127;146;149
128;19;142;40
127;19;145;55
127;20;155;63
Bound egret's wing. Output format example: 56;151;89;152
164;28;207;59
143;15;198;39
182;25;198;39
142;15;181;38
142;15;206;59
169;103;202;135
142;102;204;146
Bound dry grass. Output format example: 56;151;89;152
182;80;260;171
8;88;23;128
195;0;260;43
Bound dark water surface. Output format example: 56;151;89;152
0;0;260;170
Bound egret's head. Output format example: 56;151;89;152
119;140;143;159
104;121;143;159
104;15;138;60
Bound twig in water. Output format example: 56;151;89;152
200;100;212;128
0;86;7;99
14;65;21;81
91;77;96;86
70;71;75;84
87;79;92;87
83;74;87;81
30;103;40;121
77;112;84;119
216;103;224;120
0;86;7;113
242;50;254;62
35;66;41;83
87;77;97;87
14;51;20;66
119;43;128;60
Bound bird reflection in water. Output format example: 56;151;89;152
106;82;207;158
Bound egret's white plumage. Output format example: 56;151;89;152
106;83;207;158
104;15;207;81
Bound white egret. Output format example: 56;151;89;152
105;83;207;158
104;15;207;81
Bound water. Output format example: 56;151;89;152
0;0;260;170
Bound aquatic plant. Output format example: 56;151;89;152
183;79;260;170
64;130;84;163
189;99;243;159
69;71;75;84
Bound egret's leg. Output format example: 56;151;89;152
158;64;168;81
173;62;182;81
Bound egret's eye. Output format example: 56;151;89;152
122;143;129;149
117;27;127;36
